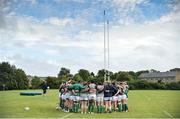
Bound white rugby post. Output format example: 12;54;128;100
103;10;110;82
104;10;107;82
107;20;110;82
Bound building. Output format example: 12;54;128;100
138;71;180;83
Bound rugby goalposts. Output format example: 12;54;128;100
104;10;110;83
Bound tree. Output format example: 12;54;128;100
111;72;118;81
31;76;43;89
150;69;160;73
78;69;91;81
136;70;149;77
46;76;60;89
128;71;137;80
58;67;70;77
73;73;83;82
116;72;132;81
96;69;105;83
170;68;180;72
15;69;29;89
0;62;28;90
90;72;95;77
0;62;15;90
96;69;113;82
58;67;72;81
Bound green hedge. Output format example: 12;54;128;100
128;80;180;90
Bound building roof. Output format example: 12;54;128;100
139;71;176;78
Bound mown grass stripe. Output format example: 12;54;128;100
60;113;73;119
163;110;173;118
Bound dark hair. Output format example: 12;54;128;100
91;80;95;83
77;80;81;83
83;82;88;85
98;82;102;85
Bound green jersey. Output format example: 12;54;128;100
124;86;129;98
69;83;84;96
81;85;89;94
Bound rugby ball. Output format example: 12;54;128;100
24;107;30;111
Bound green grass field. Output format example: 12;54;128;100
0;90;180;118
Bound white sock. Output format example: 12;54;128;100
109;106;112;111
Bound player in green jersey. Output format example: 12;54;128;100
122;81;129;112
69;81;85;113
96;82;104;113
88;80;97;114
80;82;89;114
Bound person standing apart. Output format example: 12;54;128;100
42;82;48;96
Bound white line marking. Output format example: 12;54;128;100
163;110;173;118
60;113;73;119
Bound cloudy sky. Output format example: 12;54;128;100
0;0;180;76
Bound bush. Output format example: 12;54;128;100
31;76;44;89
116;72;132;81
129;80;153;89
166;82;180;90
46;77;61;89
150;82;166;89
128;80;180;90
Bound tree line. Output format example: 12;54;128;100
0;62;180;90
0;62;28;90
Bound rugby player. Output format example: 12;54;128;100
88;80;96;114
96;82;104;113
80;82;89;114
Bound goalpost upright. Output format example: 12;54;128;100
104;10;110;83
104;10;107;83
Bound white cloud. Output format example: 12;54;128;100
108;9;180;72
47;17;74;26
109;0;149;25
6;54;59;76
0;0;180;76
112;0;148;9
25;0;38;5
54;0;85;3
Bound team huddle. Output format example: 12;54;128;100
58;80;129;114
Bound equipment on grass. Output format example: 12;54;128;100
20;92;42;96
